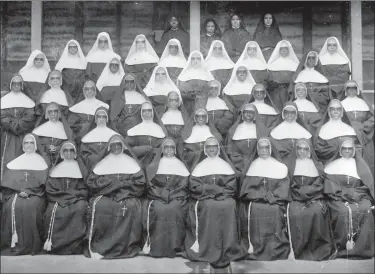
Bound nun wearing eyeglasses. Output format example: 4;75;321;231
110;74;148;137
80;107;119;173
1;75;36;180
67;80;109;145
315;100;362;165
55;40;87;103
32;102;73;167
124;34;160;89
183;137;246;268
324;137;374;259
143;65;183;117
287;139;332;261
270;102;312;168
84;134;146;259
125;102;167;168
239;137;291;260
319;37;351;100
226;103;269;175
178;109;222;172
85;32;121;83
142;138;190;258
1;133;49;255
43;141;88;255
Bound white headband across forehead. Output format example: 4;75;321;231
340;139;355;157
23;134;37;153
60;141;77;159
257;138;272;155
194;109;208;123
203;137;220;157
296;139;311;158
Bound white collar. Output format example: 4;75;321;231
324;157;360;179
319;53;350;66
271;121;312;140
124;90;147;105
86;49;120;63
223;67;256;96
69;98;109;115
55;40;87;70
237;57;268;71
177;67;214;81
1;91;35;109
267;57;299;72
156;156;190;176
246;157;288;179
161;109;185;125
93;153;141;175
39;88;69;106
252;100;278;115
184;125;214;143
32;121;68;139
232;122;257;140
294;98;319;113
125;51;159;65
19;50;51;83
341;97;370;112
81;126;118;143
294;68;328;84
192;156;235;177
127;120;166;138
206;97;229;111
7;153;48;171
294;158;319;177
143;68;182;99
319;119;356;140
50;160;83;178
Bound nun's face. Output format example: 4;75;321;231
247;46;257;57
208;83;220;97
341;144;354;159
167;93;179;110
68;42;78;55
155;67;167;82
163;143;175;158
346;85;358;98
297;142;310;159
109;62;120;73
296;85;307;99
195;111;207;126
49;72;61;88
62;144;75;160
34;54;45;68
141;106;153;120
191;54;201;68
327;38;338;55
206;143;219;158
264;13;273;26
83;82;96;99
212;44;223;57
279;46;289;58
306;55;316;68
23;136;36;154
136;37;146;51
236;68;248;82
242;109;255;122
206;21;215;34
253;87;266;101
96;112;107;127
11;78;22;92
168;44;179;56
98;36;109;50
47;106;59;122
124;79;135;91
329;104;343;120
283;107;297;123
231;15;241;29
110;141;123;155
258;140;271;159
169;17;179;29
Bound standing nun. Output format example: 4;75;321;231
183;137;246;268
158;39;187;84
204;40;235;88
319;37;351;100
267;40;300;112
19;50;51;102
55;40;87;103
124;34;160;89
142;138;190;258
86;32;121;83
84;134;146;259
177;51;215;116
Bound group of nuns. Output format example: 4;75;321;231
1;12;374;271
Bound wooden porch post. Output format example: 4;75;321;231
350;1;363;89
190;1;200;52
31;0;42;51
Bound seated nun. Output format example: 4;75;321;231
109;74;148;137
96;57;125;105
288;139;332;261
341;80;374;147
68;80;109;145
160;91;189;142
267;40;300;112
270;102;312;168
19;50;51;102
292;82;322;136
239;137;291;261
36;70;73;119
226;103;269;174
142;138;190;258
319;37;351;100
1;133;48;255
222;65;256;110
246;83;280;130
43;141;88;255
85;32;121;83
178;109;222;172
125;101;167;168
55;39;87;103
315;100;361;165
323;138;374;259
177;51;214;115
80;107;118;173
289;51;329;114
143;65;183;116
124;34;160;89
32;102;73;167
1;75;36;177
158;38;187;84
183;137;246;268
204;40;235;87
236;41;269;84
84;134;146;259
